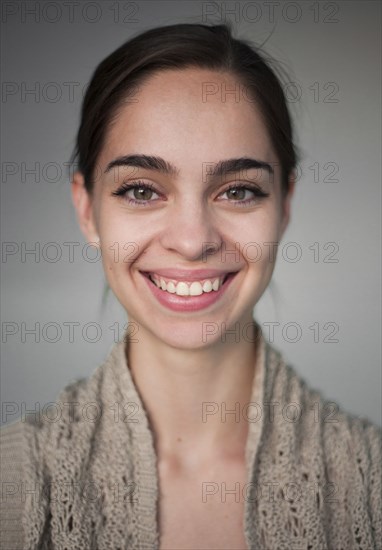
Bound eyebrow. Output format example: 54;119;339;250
104;154;274;178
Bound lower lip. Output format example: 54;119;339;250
140;272;238;312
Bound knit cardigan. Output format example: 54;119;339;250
1;327;381;550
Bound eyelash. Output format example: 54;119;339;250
111;180;270;207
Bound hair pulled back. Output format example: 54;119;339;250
72;22;298;196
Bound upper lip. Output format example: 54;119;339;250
140;268;238;281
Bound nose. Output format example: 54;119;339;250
159;199;223;261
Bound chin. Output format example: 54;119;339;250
153;318;222;349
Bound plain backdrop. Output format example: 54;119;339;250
1;0;381;426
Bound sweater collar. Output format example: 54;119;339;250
101;318;268;549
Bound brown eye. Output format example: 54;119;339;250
219;184;270;207
226;188;246;200
111;180;160;207
133;187;154;200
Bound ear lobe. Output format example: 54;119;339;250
71;172;100;246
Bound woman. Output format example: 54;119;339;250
1;23;381;550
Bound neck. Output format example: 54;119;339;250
124;317;262;467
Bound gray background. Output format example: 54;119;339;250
1;1;381;426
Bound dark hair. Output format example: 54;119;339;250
71;22;298;197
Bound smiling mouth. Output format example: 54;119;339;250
141;271;235;296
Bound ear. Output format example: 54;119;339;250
279;171;296;238
71;172;100;246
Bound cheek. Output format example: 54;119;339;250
96;206;131;275
234;205;282;259
233;208;283;299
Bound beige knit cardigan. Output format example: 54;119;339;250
1;328;381;549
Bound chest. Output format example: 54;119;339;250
158;458;249;549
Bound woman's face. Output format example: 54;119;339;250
73;68;294;349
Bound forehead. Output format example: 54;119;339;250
99;68;276;172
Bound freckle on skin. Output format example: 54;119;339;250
177;437;182;442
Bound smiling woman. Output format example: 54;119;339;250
1;22;381;550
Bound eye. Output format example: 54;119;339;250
219;184;270;206
111;180;160;206
111;180;270;208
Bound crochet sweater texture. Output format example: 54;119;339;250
1;328;381;550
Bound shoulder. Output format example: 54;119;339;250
0;419;31;548
263;339;381;443
0;375;93;548
261;340;382;543
0;374;94;451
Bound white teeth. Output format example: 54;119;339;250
202;280;212;293
212;279;220;291
176;282;190;296
166;281;176;293
149;275;226;295
189;282;203;296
